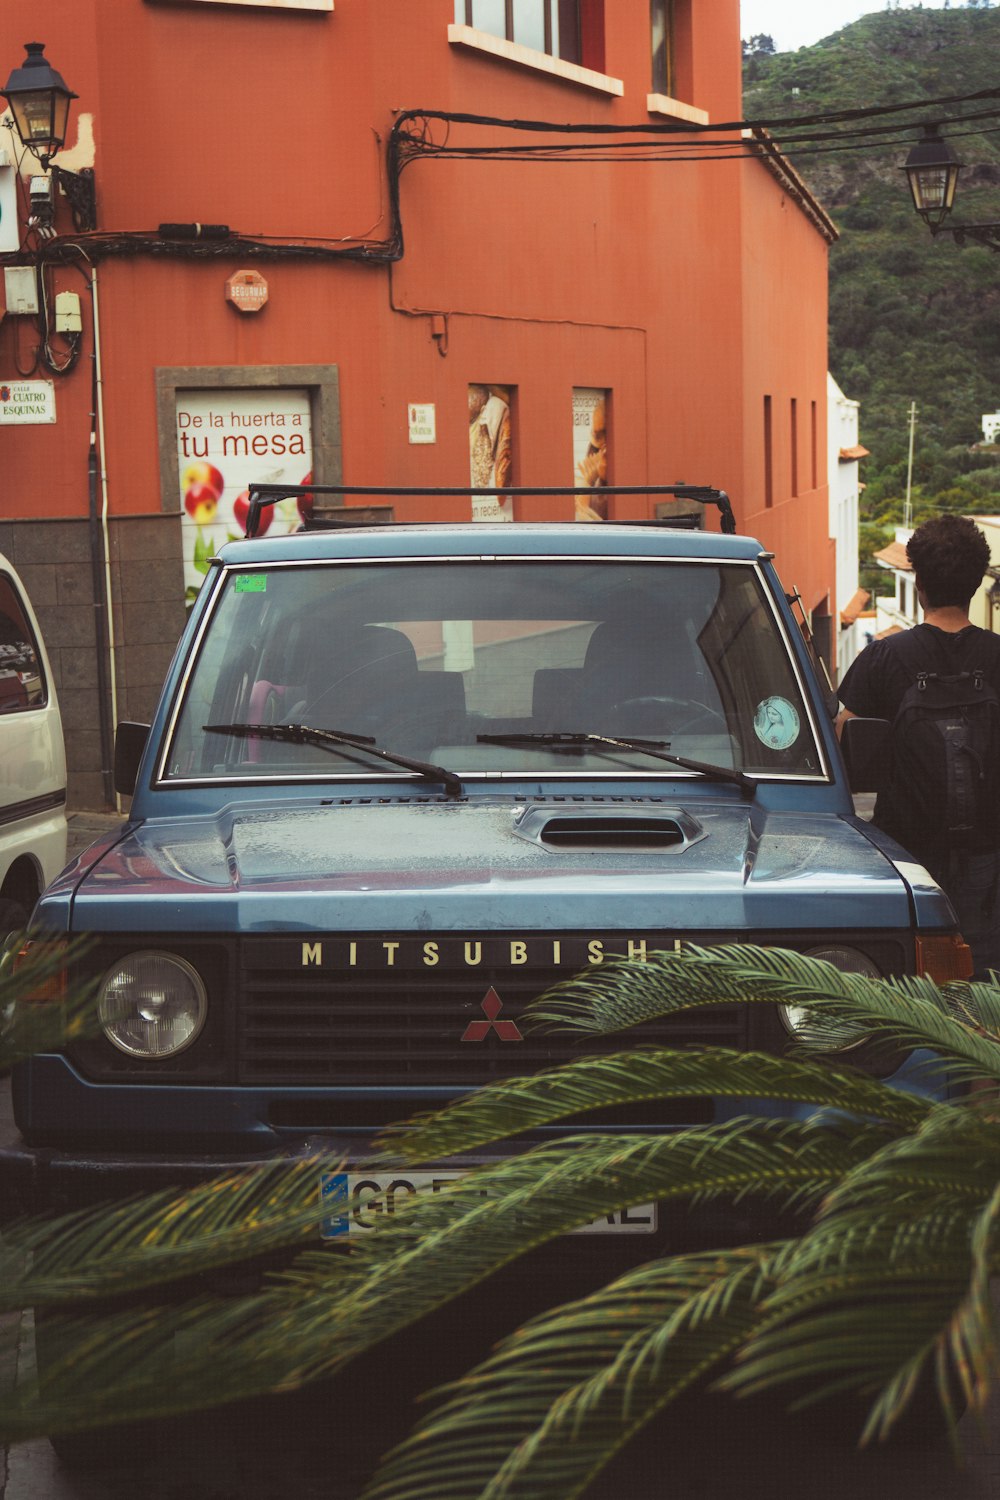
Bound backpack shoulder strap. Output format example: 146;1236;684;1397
892;624;1000;679
887;624;948;678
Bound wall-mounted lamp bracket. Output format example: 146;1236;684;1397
943;221;1000;252
53;165;96;231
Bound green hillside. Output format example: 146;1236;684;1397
744;6;1000;585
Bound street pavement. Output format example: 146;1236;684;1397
8;795;999;1497
64;811;128;864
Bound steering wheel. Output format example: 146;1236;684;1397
609;695;727;735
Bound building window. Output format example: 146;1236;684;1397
650;0;673;95
763;395;773;509
0;573;47;712
790;398;799;498
646;0;707;125
455;1;581;64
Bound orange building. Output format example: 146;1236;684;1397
0;0;836;807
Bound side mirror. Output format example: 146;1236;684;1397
114;721;150;796
839;716;890;795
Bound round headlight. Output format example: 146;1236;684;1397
98;951;207;1059
778;946;879;1052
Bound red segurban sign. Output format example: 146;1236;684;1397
225;269;269;313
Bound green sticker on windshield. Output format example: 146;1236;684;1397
234;574;267;594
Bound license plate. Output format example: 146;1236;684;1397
320;1171;657;1239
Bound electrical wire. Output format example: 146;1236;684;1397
393;88;1000;139
36;258;81;373
390;109;1000;166
10;314;38;377
397;116;1000;157
6;86;999;269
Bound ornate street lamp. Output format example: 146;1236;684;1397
904;124;962;228
904;122;999;251
1;42;96;231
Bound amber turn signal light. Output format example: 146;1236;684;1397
916;934;974;984
12;939;69;1003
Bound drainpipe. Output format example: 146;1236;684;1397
86;263;118;809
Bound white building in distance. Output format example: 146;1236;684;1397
828;374;872;679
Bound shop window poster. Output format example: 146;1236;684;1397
468;384;513;522
176;388;313;602
573;387;609;521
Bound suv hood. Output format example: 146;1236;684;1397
66;798;920;933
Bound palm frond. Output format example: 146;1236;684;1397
5;941;1000;1471
766;1205;979;1298
361;1247;782;1500
721;1272;967;1434
0;1154;351;1310
527;945;1000;1083
0;936;98;1068
0;1120;868;1440
735;1111;1000;1389
817;1103;1000;1220
939;1180;1000;1415
284;1119;868;1329
373;1046;928;1164
712;1140;1000;1443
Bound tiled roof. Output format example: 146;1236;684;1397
874;541;912;571
840;587;870;624
838;445;870;461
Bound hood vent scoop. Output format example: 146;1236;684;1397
514;804;707;854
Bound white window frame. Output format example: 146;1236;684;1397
448;24;622;96
149;0;332;11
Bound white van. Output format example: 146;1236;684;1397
0;554;67;935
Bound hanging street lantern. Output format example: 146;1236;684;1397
904;123;1000;251
1;42;76;171
1;41;95;231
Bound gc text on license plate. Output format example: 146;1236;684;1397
320;1171;657;1239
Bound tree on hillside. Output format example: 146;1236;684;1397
742;34;776;79
744;2;1000;579
742;34;776;55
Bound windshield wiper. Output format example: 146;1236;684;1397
477;732;754;793
204;723;464;799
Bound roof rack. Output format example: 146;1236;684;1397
243;484;736;541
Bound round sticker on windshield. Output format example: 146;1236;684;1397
754;696;800;751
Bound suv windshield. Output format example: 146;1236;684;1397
164;559;823;782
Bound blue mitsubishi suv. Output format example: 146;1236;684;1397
0;500;971;1243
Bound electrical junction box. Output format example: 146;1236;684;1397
55;291;82;333
3;267;38;315
0;151;18;254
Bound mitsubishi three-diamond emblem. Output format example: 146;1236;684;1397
461;987;524;1042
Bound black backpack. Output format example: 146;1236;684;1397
886;628;1000;850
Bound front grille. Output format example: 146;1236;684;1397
238;938;748;1087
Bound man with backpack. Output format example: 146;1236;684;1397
838;513;1000;976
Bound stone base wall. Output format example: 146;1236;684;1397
0;514;187;811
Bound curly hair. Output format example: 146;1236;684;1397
905;514;990;609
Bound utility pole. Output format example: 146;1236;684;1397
903;401;917;530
